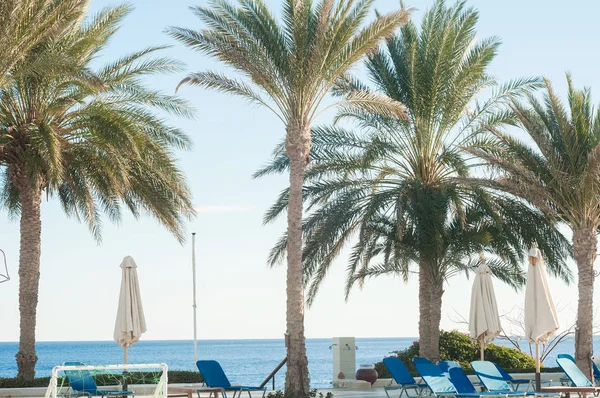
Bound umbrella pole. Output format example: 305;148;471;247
122;346;129;394
480;335;485;361
535;342;541;391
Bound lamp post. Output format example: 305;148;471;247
192;232;198;364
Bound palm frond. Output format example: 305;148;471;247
256;0;571;307
0;4;196;243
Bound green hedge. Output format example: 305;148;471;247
376;330;539;379
0;370;203;389
165;371;204;384
0;376;53;388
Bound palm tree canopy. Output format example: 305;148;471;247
168;0;411;126
468;74;600;229
0;5;195;241
256;0;571;304
0;0;88;86
259;127;572;304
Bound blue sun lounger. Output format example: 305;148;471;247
438;361;479;394
196;360;266;398
556;354;595;388
414;361;526;398
63;362;135;398
471;360;533;394
471;361;559;396
382;357;427;398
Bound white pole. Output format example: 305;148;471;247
192;232;198;364
480;335;485;361
535;342;541;391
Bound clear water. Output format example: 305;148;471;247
0;337;593;388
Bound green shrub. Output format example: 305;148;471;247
375;330;536;378
167;370;204;384
439;330;479;366
374;361;391;379
0;376;54;388
484;344;535;369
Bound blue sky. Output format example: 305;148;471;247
1;0;599;343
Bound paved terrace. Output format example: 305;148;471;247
0;373;567;398
0;390;384;398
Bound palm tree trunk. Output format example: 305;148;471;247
284;122;311;397
15;177;42;380
418;262;434;360
428;277;444;363
573;224;597;380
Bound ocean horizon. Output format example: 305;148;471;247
0;337;595;389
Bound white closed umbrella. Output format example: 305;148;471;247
524;245;559;391
114;256;147;364
469;253;502;360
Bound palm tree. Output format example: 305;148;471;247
255;0;568;361
168;1;409;394
467;75;600;378
0;0;87;87
0;5;195;379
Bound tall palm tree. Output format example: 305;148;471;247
0;0;87;87
255;0;567;361
0;5;195;379
168;1;410;394
467;75;600;378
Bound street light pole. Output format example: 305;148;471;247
192;232;198;364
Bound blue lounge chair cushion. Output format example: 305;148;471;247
383;357;425;386
471;360;513;393
438;361;476;394
197;360;232;388
196;360;265;391
414;361;463;395
557;354;592;387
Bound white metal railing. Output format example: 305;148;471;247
44;363;168;398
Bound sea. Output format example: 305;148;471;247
0;337;595;389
